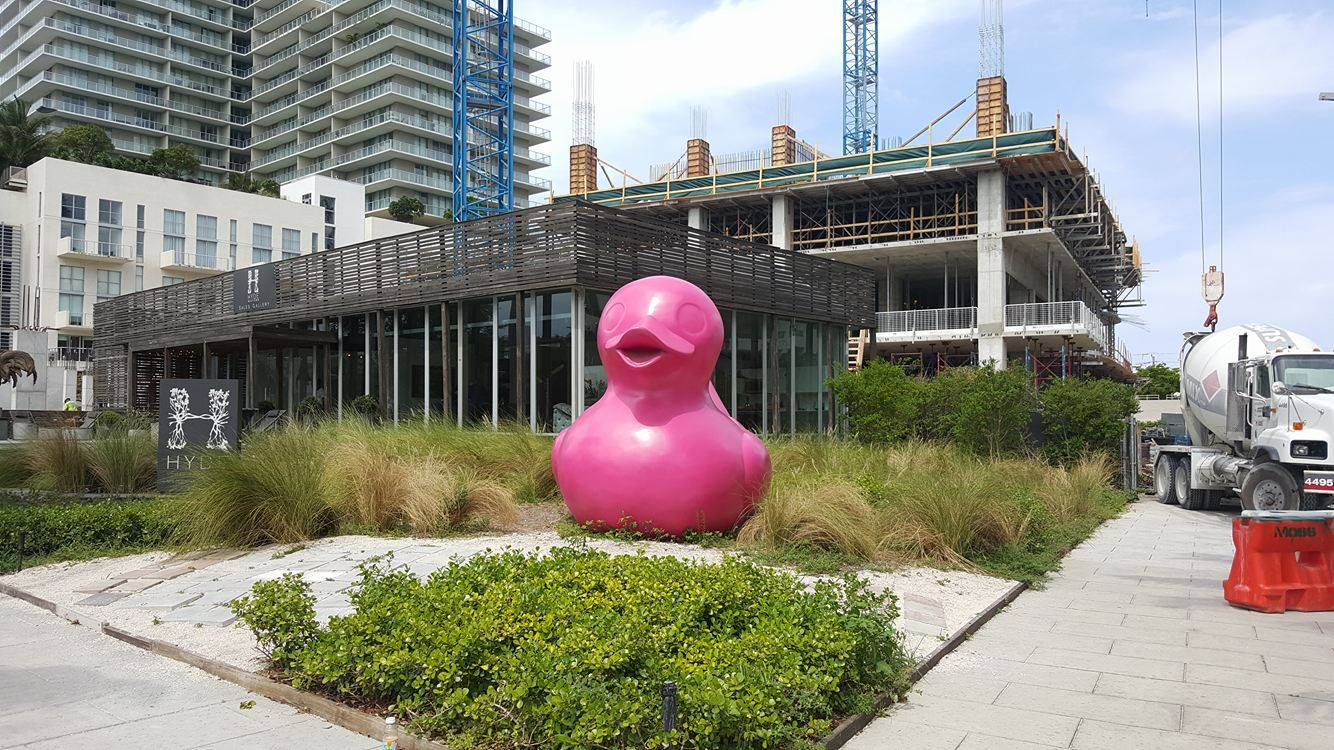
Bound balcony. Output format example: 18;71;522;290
160;250;234;275
875;307;977;343
57;236;132;264
1004;301;1108;351
49;346;93;364
52;309;92;334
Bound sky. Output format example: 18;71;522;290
523;0;1334;366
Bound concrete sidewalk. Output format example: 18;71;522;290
846;498;1334;749
0;596;379;749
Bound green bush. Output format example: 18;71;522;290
86;432;157;493
234;549;911;749
828;361;920;444
1135;363;1179;398
295;397;325;421
830;364;1038;456
23;435;88;492
0;498;176;571
1041;377;1138;465
175;425;335;547
946;367;1036;456
347;395;379;419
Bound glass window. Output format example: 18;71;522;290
95;269;121;301
97;224;122;257
59;265;84;292
583;291;611;408
252;223;272;264
135;266;144;292
534;291;573;432
98;199;121;226
794;320;820;431
1274;355;1334;391
769;317;792;434
230;219;238;266
61;194;85;221
162;275;184;286
395;307;427;421
462;298;493;423
428;304;449;421
58;292;84;324
196;215;217;267
497;297;519;423
136;204;145;259
712;308;733;415
319;194;335;224
163;209;185;263
734;311;764;432
281;228;300;259
340;313;366;407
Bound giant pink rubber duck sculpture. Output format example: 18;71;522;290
552;276;771;536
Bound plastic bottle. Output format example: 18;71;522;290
383;716;398;750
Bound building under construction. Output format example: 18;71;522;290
558;6;1142;381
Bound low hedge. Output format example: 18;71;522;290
234;548;913;749
0;498;177;571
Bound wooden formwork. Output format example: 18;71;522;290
976;76;1009;138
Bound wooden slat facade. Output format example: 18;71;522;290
94;202;875;409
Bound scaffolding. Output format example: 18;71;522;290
451;0;515;222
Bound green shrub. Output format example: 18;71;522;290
743;437;1127;583
1041;378;1137;464
23;435;88;492
347;395;379;419
295;397;325;421
0;498;176;571
175;425;336;547
94;410;125;435
230;573;319;669
946;367;1036;456
1135;362;1179;398
828;361;921;444
0;447;31;488
234;549;912;749
86;432;156;493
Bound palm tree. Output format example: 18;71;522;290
0;97;51;174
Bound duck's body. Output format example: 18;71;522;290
551;276;770;536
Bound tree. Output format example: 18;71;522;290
1135;363;1180;398
828;361;922;444
148;145;200;180
387;196;425;223
50;124;114;164
0;97;51;173
1041;377;1138;464
226;171;282;197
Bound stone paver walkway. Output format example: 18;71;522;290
846;497;1334;749
0;596;379;749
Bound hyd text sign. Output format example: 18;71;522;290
157;379;240;491
233;264;276;313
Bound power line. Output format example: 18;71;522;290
1191;0;1207;274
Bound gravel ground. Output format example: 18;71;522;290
3;532;1017;674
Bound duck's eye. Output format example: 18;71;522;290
601;302;625;335
676;302;706;335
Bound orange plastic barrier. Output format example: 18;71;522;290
1224;512;1334;614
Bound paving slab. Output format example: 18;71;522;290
0;596;378;750
845;498;1334;750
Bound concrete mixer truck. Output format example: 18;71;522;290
1151;324;1334;512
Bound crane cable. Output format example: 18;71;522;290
1191;0;1206;276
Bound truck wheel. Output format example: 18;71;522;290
1154;455;1178;505
1175;461;1208;510
1240;464;1299;511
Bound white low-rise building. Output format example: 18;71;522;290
0;157;326;410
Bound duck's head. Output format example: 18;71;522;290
597;276;723;391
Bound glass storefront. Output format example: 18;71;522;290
251;290;844;435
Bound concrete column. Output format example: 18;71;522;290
772;194;794;251
884;265;895;311
976;169;1007;368
687;206;709;231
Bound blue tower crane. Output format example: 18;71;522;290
452;0;515;222
842;0;878;155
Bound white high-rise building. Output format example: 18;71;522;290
0;157;327;409
0;0;552;217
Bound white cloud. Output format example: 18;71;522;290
535;0;974;193
1114;12;1334;123
1119;183;1334;363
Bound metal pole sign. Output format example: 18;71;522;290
158;379;240;491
